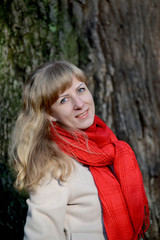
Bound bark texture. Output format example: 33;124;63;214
0;0;160;239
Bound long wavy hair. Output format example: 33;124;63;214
9;61;87;192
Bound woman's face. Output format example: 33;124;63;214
49;77;95;129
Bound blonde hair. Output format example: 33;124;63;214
9;61;87;192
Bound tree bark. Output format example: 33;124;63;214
0;0;159;239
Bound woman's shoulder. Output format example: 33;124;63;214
28;160;92;203
28;174;70;204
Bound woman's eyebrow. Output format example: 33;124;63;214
59;83;85;98
59;93;69;99
76;82;85;90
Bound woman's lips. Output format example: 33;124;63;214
76;110;89;119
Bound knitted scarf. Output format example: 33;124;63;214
50;115;150;240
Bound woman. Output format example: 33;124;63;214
10;61;150;240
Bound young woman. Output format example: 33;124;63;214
10;61;150;240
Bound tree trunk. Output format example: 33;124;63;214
70;1;160;238
0;0;159;239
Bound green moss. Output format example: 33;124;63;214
78;37;89;65
52;4;79;64
49;23;57;33
61;27;78;64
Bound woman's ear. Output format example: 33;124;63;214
47;115;57;122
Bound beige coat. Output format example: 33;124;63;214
24;161;108;240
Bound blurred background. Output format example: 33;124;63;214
0;0;160;239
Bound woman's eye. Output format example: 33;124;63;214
60;98;67;104
78;87;85;93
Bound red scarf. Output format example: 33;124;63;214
50;115;150;240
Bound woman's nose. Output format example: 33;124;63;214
73;96;84;110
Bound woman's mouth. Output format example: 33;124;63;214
76;110;89;119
